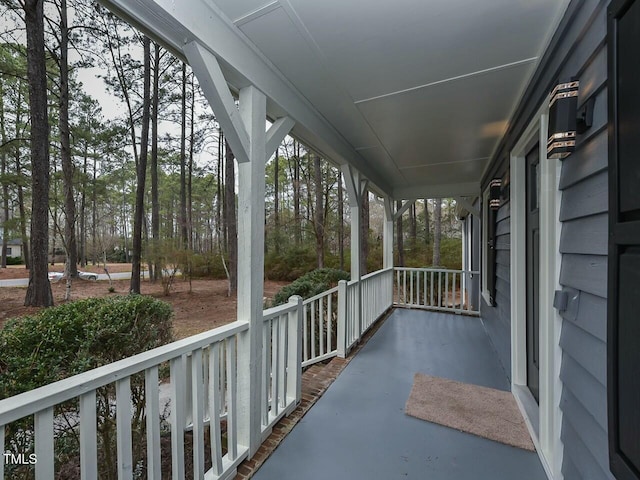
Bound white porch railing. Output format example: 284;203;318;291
0;320;250;480
361;268;395;333
301;286;339;368
261;297;302;437
337;267;395;356
393;267;480;315
0;266;422;478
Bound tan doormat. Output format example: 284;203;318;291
405;373;535;451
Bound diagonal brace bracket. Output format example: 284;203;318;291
184;41;251;163
265;116;295;162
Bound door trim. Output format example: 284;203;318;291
510;103;564;480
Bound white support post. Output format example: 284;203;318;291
383;197;394;269
341;165;362;339
336;280;348;358
287;295;303;403
461;218;467;303
234;85;268;457
187;37;295;459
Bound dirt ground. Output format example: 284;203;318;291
0;264;289;340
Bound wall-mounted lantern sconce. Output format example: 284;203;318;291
547;79;595;159
489;179;502;211
548;80;579;159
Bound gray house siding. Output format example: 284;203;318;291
479;0;613;478
480;195;511;381
556;1;611;478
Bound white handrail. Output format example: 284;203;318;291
393;267;480;315
0;321;249;425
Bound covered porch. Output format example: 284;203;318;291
252;308;544;480
0;0;578;477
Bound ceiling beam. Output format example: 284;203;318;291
393;182;481;200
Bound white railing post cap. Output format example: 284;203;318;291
288;295;303;305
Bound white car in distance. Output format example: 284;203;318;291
48;271;98;283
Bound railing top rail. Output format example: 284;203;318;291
302;286;339;305
262;299;299;321
361;266;394;282
0;320;249;426
394;267;479;275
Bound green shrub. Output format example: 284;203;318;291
265;247;318;281
6;256;23;265
188;252;228;279
0;295;173;398
273;267;350;306
0;295;173;478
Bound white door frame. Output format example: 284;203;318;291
510;103;564;480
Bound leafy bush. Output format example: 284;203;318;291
6;255;23;265
0;295;173;396
188;252;228;279
0;295;173;479
265;247;317;281
272;267;350;306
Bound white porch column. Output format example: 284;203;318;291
185;41;294;457
235;85;267;457
383;197;394;269
341;165;363;338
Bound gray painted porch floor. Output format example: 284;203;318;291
252;308;546;480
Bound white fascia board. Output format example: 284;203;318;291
99;0;392;196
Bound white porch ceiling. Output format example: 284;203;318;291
103;0;570;199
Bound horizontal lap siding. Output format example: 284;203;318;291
481;198;511;380
556;2;612;478
481;0;613;477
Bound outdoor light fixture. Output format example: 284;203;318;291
489;179;502;211
547;80;579;159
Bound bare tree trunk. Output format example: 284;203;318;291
409;201;417;247
361;190;369;274
396;200;404;267
59;0;78;279
130;37;151;294
224;139;237;294
312;153;325;268
11;89;29;269
79;147;87;267
51;153;58;265
24;0;53;306
150;42;160;281
424;198;430;244
0;83;8;268
188;71;195;250
433;198;442;266
91;154;97;265
17;156;29;269
216;128;223;246
179;63;188;248
293;141;301;245
274;147;280;254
